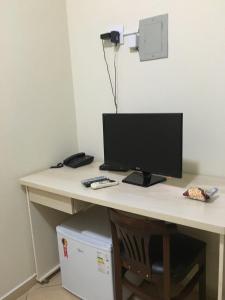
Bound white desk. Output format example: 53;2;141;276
20;162;225;299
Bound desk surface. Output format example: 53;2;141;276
20;162;225;235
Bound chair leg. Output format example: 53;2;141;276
163;235;171;300
114;268;123;300
199;249;206;300
199;267;206;300
163;278;171;300
110;221;123;300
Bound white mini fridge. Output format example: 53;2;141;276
57;206;115;300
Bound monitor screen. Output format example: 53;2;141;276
102;113;183;179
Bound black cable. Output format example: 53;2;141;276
114;47;118;114
102;40;118;113
102;40;115;98
50;162;63;168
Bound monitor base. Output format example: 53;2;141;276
99;163;129;172
122;171;166;187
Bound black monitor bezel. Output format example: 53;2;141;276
102;113;183;179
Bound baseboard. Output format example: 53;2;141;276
0;274;36;300
36;265;60;283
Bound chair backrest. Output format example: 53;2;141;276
108;208;172;279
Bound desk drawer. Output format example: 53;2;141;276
28;188;90;214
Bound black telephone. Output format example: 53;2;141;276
63;152;94;168
51;152;94;169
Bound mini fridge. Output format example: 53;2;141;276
57;205;115;300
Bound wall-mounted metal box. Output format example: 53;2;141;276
139;14;168;62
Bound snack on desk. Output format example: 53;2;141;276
183;187;209;202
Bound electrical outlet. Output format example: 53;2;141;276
109;25;124;44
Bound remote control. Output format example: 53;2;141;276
91;180;119;190
81;176;108;187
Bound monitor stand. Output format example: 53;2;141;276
99;163;129;172
122;171;166;187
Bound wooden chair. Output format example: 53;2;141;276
108;209;206;300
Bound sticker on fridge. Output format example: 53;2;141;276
62;238;68;259
96;251;110;274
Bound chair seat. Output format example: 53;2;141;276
151;233;206;281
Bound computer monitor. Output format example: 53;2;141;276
102;113;183;187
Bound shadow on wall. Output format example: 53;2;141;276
183;159;200;174
163;159;200;188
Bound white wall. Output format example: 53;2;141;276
0;0;77;297
66;0;225;298
66;0;225;178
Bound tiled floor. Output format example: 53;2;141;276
16;272;79;300
16;272;198;300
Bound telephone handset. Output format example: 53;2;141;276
51;152;94;169
63;152;85;165
63;152;94;168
